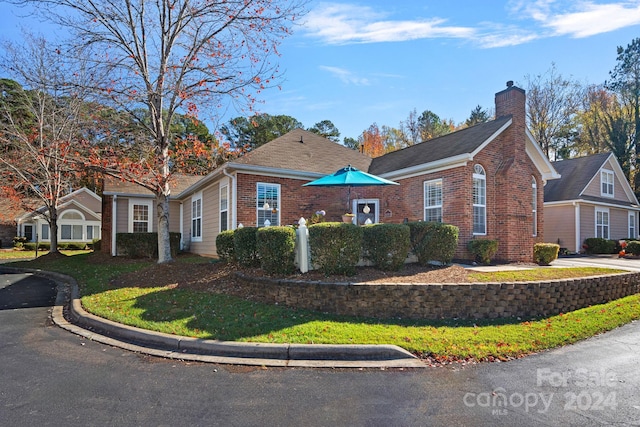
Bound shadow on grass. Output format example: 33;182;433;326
129;285;532;342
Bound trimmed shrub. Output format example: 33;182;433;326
256;226;296;275
467;239;499;265
362;223;410;271
13;236;27;249
216;230;236;263
116;232;180;258
24;242;50;251
583;237;616;254
88;239;101;251
234;227;259;267
309;222;363;276
59;242;87;250
626;240;640;256
534;243;560;265
407;222;459;266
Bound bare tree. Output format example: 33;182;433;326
17;0;305;263
524;64;584;160
0;35;90;253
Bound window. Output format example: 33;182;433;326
596;208;610;239
473;164;486;235
424;179;443;222
42;224;49;240
132;203;150;233
24;225;33;241
601;170;614;197
257;183;280;227
60;211;83;220
61;224;83;240
630;212;637;239
532;176;538;237
191;193;202;241
220;185;229;232
87;225;99;240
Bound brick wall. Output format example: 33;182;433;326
235;271;640;320
101;195;113;254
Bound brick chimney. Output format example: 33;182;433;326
495;80;526;124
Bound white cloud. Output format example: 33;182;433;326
319;66;371;86
303;3;475;44
545;2;640;37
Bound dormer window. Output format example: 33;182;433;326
601;170;614;197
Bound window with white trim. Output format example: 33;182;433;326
129;200;152;233
596;208;610;239
257;183;280;227
61;224;83;240
424;179;443;222
630;212;637;239
191;193;202;241
532;176;538;237
220;185;229;232
41;224;49;240
473;164;486;235
601;170;614;197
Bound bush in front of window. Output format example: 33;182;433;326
533;243;560;265
116;233;180;258
582;238;616;254
467;239;499;265
407;222;459;266
309;222;363;276
234;227;259;267
625;240;640;256
256;226;296;275
58;242;88;250
362;223;410;271
13;236;27;250
23;242;50;251
215;230;236;263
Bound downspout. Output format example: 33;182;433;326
111;195;117;256
223;168;237;229
179;202;184;250
574;202;581;253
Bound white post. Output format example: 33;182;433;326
296;217;309;273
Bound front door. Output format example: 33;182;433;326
24;225;34;242
353;199;379;225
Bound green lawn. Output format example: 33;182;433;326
8;252;640;362
0;249;90;259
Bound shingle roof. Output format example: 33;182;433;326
103;173;202;196
544;153;611;202
368;116;512;175
233;128;372;174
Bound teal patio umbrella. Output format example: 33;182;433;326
303;165;399;213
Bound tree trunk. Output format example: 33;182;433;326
49;207;59;254
156;192;172;264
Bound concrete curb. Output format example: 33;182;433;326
1;266;425;368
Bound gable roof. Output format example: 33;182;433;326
103;174;202;197
544;152;638;206
232;128;372;175
369;116;512;176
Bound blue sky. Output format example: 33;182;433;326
2;1;640;141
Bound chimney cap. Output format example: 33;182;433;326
506;80;514;88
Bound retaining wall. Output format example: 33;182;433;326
235;272;640;320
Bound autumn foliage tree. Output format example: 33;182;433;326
23;0;305;263
0;36;90;253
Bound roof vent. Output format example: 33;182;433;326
506;80;514;88
299;136;304;143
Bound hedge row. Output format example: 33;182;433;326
116;232;181;259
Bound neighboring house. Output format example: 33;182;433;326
102;81;560;262
0;199;32;248
17;187;103;245
544;152;640;253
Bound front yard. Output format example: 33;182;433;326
7;251;640;364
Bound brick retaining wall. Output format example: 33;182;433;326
235;272;640;320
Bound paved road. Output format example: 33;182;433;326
1;271;640;426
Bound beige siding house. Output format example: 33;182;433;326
16;187;102;244
544;153;640;253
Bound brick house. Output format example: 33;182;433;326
101;82;559;262
544;152;640;253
